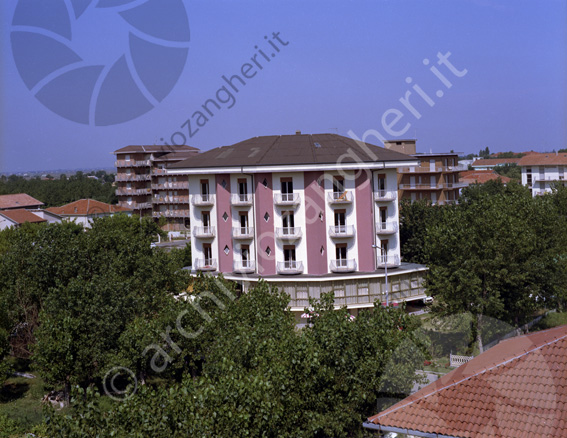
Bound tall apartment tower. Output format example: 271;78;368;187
384;140;466;205
114;145;199;232
168;133;428;319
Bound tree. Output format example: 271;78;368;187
494;163;521;180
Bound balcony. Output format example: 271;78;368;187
399;166;442;173
399;184;442;190
327;191;353;205
115;174;151;182
233;260;255;274
153;196;189;204
194;258;217;271
442;182;467;189
328;225;355;238
193;226;216;238
277;261;304;275
275;227;302;240
153;210;190;218
230;193;253;206
152;181;189;190
376;255;400;268
374;190;397;202
232;227;254;239
116;188;151;196
127;202;152;210
274;193;301;206
115;160;150;168
330;259;357;273
191;194;215;207
443;164;468;172
376;221;398;234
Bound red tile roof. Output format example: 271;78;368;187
0;209;46;225
460;170;512;184
0;193;44;210
518;153;567;166
366;325;567;438
47;199;132;216
471;158;521;167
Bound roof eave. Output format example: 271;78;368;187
363;421;459;438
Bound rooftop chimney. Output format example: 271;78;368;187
295;130;301;135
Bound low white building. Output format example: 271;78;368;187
518;152;567;196
47;199;132;228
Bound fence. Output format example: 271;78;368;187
449;353;474;367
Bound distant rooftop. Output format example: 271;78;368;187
0;193;44;210
47;199;131;216
0;208;46;225
518;153;567;166
113;145;199;154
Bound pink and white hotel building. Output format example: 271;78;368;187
169;133;428;316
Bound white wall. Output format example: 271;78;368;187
188;175;218;267
373;169;401;261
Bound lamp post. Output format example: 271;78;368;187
372;244;389;307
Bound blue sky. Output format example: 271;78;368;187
1;0;565;172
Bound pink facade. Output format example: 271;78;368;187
304;171;328;275
355;170;375;272
254;173;276;275
215;175;232;272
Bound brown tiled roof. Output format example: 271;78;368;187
472;158;521;167
47;199;132;216
366;325;567;437
0;209;46;224
0;193;44;210
114;145;199;154
460;170;512;184
518;153;567;166
169;133;416;169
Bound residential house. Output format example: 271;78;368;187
47;199;132;228
168;133;428;318
114;145;199;235
384;140;466;205
0;209;47;230
459;170;511;187
0;193;44;211
364;325;567;437
518;152;567;196
471;158;521;170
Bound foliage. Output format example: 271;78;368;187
493;163;521;180
533;312;567;331
44;279;426;437
0;412;21;438
0;171;116;207
399;199;442;264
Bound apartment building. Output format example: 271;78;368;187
114;145;199;233
168;133;428;316
384;140;465;204
519;152;567;196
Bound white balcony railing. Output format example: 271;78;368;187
153;196;189;204
274;193;301;206
126;202;151;210
153;210;190;218
399;184;443;190
442;182;467;189
193;226;216;238
277;261;304;274
275;227;302;240
376;221;398;234
374;190;397;202
327;191;353;204
399;166;442;173
152;182;189;190
232;227;254;239
115;160;150;168
116;188;151;196
376;255;400;268
115;174;151;182
194;258;217;271
233;260;255;273
230;194;253;206
191;194;215;206
330;259;357;273
328;225;355;238
443;164;468;172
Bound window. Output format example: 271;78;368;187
241;245;250;267
239;212;249;232
200;179;209;200
202;211;210;229
282;211;295;230
380;240;389;262
526;168;532;186
281;178;293;202
335;243;347;263
283;245;296;269
203;244;212;265
379;206;388;225
334;209;345;234
238;178;248;202
377;174;386;193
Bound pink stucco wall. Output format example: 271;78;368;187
356;170;375;272
215;175;232;273
254;173;276;275
304;171;327;275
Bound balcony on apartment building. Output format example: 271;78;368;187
230;193;253;206
151;181;189;190
376;254;400;268
194;258;217;271
116;187;152;196
374;190;397;202
328;225;355;238
441;182;467;189
327;190;353;205
125;201;152;210
330;259;357;273
153;209;190;218
275;227;302;240
153;195;189;204
399;166;442;174
233;260;255;274
437;199;458;206
115;159;151;168
277;260;304;275
398;183;443;190
442;164;468;172
232;227;254;239
376;221;398;234
115;174;152;182
152;168;167;175
274;193;301;206
191;194;215;207
193;226;216;238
